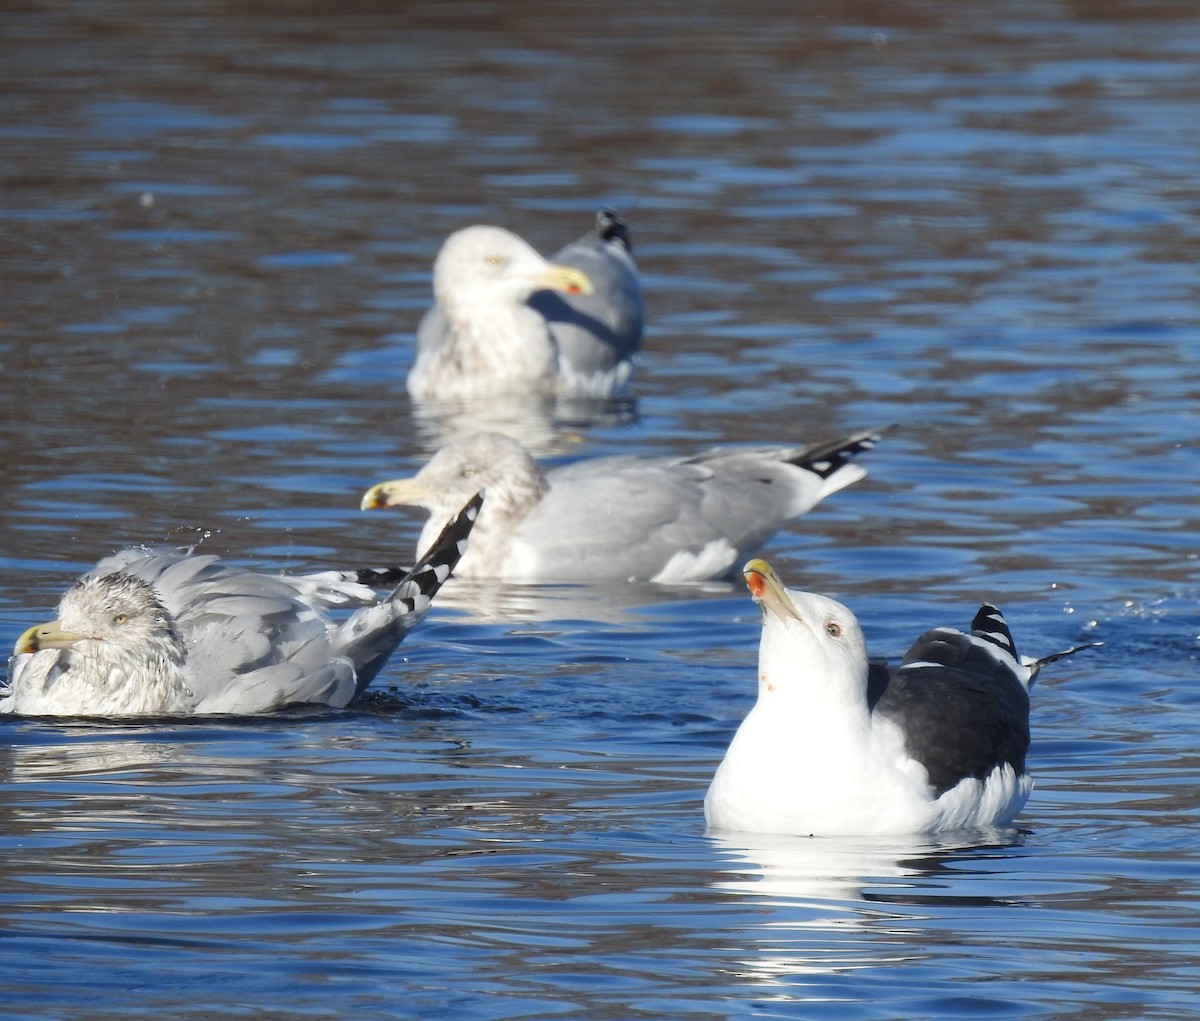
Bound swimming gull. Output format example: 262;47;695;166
705;559;1100;836
408;211;643;400
360;428;884;585
1;494;482;717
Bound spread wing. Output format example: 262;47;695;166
101;493;482;712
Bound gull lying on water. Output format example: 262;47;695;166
2;495;482;718
705;559;1100;836
361;429;884;585
408;211;643;401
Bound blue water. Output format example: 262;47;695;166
2;2;1199;1018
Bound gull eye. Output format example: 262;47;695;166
462;466;477;479
825;620;842;638
483;254;504;266
113;612;129;626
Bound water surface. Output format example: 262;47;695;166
2;2;1198;1018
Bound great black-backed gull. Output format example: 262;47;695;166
408;211;643;400
360;429;884;585
1;495;481;717
705;559;1099;836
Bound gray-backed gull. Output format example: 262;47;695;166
361;429;883;584
2;496;481;717
408;211;642;400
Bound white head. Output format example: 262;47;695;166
10;573;188;714
18;573;183;659
704;561;881;835
743;559;870;708
360;433;549;574
361;432;545;520
432;225;592;315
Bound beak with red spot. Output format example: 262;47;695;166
743;558;803;625
536;263;592;297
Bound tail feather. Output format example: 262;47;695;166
336;491;482;694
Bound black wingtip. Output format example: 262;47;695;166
970;602;1008;635
595;208;631;251
388;490;483;601
970;602;1019;660
352;564;412;587
347;493;485;591
794;424;894;478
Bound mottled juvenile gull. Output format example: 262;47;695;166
360;429;884;585
408;211;643;400
1;495;482;717
705;559;1100;836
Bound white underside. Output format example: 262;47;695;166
441;526;739;585
706;758;1031;837
705;706;1033;837
650;539;739;585
4;650;193;717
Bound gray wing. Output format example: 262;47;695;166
515;457;797;582
524;435;878;581
669;427;885;527
669;433;878;533
104;550;359;714
331;491;482;694
529;210;644;385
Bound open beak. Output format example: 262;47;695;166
743;559;803;624
536;263;592;296
14;620;85;655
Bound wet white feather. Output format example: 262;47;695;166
706;573;1035;837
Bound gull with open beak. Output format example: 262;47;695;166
705;559;1099;836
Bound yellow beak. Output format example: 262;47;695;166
743;559;802;624
536;263;592;296
361;477;426;511
14;620;85;655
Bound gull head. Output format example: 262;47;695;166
15;573;186;668
362;432;547;520
6;572;191;717
742;559;869;701
433;225;592;311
